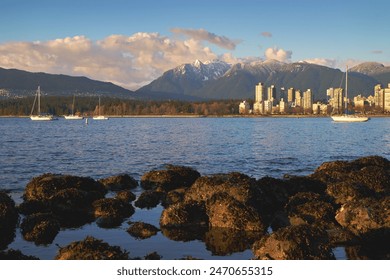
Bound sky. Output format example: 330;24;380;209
1;0;390;90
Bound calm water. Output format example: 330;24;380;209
1;117;389;259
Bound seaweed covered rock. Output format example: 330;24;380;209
93;198;135;228
55;236;129;260
127;222;159;239
206;192;265;232
0;191;18;231
160;201;208;228
311;156;390;198
98;174;138;191
20;213;60;244
252;224;335;260
0;249;39;260
184;172;262;210
335;197;390;243
21;174;107;227
141;165;200;191
134;190;164;209
115;190;136;202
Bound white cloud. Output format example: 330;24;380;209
264;47;292;62
170;28;240;50
0;32;228;90
303;58;337;68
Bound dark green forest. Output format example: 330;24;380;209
0;96;241;116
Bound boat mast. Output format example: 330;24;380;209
345;66;348;114
37;86;41;115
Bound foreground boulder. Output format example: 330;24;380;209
141;165;200;191
98;174;138;191
0;249;39;260
0;191;18;231
160;201;208;228
206;193;265;232
335;197;390;243
20;213;60;244
252;224;335;260
21;174;107;227
55;236;129;260
93;198;135;228
127;222;159;239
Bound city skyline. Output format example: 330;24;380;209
1;0;390;90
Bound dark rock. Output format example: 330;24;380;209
160;200;208;228
17;199;51;215
252;224;335;260
345;244;390;260
0;191;18;231
98;174;138;191
93;198;135;220
127;222;159;239
256;177;290;215
24;173;106;202
206;192;265;232
161;188;185;207
0;249;39;260
335;197;390;242
204;227;263;256
144;251;162;260
326;182;374;205
285;192;336;228
134;190;164;209
161;226;207;242
141;165;200;191
115;190;136;202
55;236;129;260
311;156;390;198
185;172;262;211
285;176;327;196
20;213;60;244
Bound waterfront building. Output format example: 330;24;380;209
374;84;384;111
255;82;267;102
295;90;302;107
267;85;276;105
327;88;343;114
353;95;366;111
253;101;264;114
287;87;295;104
303;89;313;113
239;100;250;114
279;98;287;113
385;84;390;112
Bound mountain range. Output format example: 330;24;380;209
1;61;390;101
137;60;390;101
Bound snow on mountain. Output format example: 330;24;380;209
173;59;231;81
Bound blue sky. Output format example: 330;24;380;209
1;0;389;89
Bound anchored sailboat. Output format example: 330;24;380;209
331;66;369;122
30;86;55;121
64;95;83;120
93;96;109;120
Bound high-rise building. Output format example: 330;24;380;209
385;84;390;112
287;88;295;104
267;85;276;103
255;82;266;102
295;90;302;107
303;89;313;113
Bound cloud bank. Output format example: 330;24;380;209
264;47;292;62
0;31;235;90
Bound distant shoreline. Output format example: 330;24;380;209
1;114;389;119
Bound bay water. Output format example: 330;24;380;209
1;117;389;259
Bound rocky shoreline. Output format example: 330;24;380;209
1;156;389;260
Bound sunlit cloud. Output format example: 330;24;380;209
0;32;230;90
170;28;240;50
303;58;337;68
264;47;292;62
261;32;272;38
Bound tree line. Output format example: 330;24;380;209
0;96;241;116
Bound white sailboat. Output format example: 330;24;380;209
331;66;369;122
30;86;55;121
93;96;109;120
64;95;83;120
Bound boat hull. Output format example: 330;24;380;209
30;115;55;121
93;116;109;120
64;115;84;120
331;115;369;122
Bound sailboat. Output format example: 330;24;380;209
331;66;370;122
64;95;83;120
93;96;109;120
30;86;55;121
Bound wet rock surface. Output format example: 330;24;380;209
127;222;159;239
141;165;200;191
252;224;335;260
55;236;129;260
1;155;388;259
